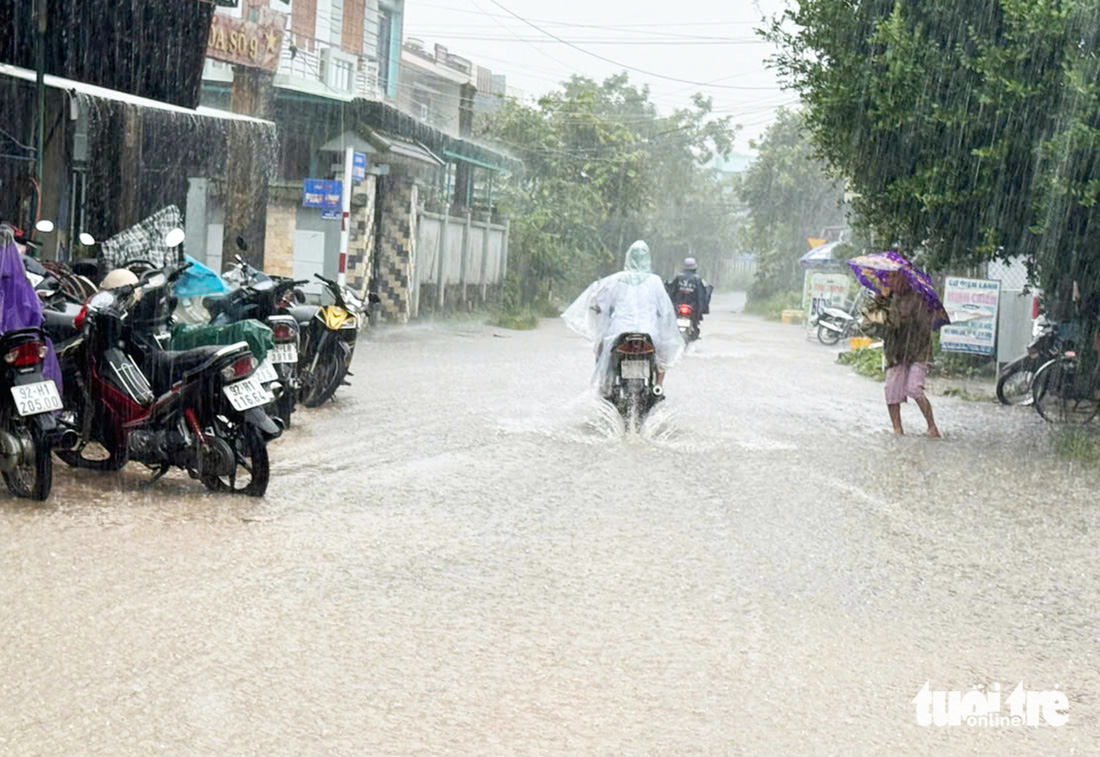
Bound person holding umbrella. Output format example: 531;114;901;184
848;252;950;437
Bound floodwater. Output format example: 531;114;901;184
1;294;1098;755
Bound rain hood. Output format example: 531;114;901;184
562;240;685;387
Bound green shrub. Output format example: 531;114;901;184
1055;429;1100;467
490;309;540;330
837;346;886;381
929;332;997;379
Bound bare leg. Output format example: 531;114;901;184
914;397;941;438
888;403;904;435
656;368;666;386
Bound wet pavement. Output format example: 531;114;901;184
1;293;1098;755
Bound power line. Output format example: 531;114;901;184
483;0;780;91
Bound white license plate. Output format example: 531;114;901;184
223;377;269;412
270;343;298;364
253;358;279;384
620;360;649;380
11;381;63;417
677;318;691;328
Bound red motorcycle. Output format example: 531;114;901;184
55;269;281;496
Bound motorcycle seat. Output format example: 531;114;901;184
287;304;320;324
43;304;82;342
143;345;226;395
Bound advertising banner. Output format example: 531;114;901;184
940;277;1001;355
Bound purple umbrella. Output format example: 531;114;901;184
847;251;951;331
0;236;62;391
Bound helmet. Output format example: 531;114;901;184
101;268;139;290
101;268;143;301
683;257;697;271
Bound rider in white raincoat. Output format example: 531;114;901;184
562;240;685;392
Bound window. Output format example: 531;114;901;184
322;48;357;92
332;58;354;92
377;6;393;95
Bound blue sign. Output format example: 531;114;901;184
353;152;367;184
321;209;341;221
303;179;342;210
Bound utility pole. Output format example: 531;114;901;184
338;145;353;288
33;0;47;224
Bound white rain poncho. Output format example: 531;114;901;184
562;240;686;388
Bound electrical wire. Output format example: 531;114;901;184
483;0;779;91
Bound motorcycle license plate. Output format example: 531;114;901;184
11;381;63;417
621;360;649;380
223;377;269;412
253;359;279;385
270;343;298;364
677;318;691;329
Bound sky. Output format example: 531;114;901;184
403;0;796;154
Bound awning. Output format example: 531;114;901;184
375;131;445;168
799;241;845;268
0;63;274;126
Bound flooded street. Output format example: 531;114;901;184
2;293;1098;754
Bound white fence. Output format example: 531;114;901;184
417;210;509;308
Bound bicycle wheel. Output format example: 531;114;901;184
1033;359;1099;424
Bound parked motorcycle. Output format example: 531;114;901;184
292;274;368;408
0;221;73;501
0;328;68;500
604;332;664;432
815;293;867;345
204;256;308;427
55;267;280;495
996;319;1058;405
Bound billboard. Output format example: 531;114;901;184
940;277;1001;356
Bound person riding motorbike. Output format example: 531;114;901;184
562;240;685;394
666;257;710;330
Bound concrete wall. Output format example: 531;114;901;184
264;188;300;278
416;210;508;310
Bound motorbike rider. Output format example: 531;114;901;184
562;240;685;395
666;257;710;331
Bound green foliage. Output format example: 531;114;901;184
929;333;997;379
1055;428;1100;468
490;309;540;331
766;0;1100;301
736;109;849;301
742;289;803;321
478;74;740;305
837;346;886;381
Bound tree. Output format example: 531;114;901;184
766;0;1100;302
478;74;740;306
736;108;847;299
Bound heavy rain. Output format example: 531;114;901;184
0;0;1098;753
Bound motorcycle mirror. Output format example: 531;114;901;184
164;227;186;248
35;219;55;233
79;232;96;246
236;235;248;252
293;290;306;304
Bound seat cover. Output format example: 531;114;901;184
288;305;320;324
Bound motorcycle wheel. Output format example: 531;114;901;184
275;391;295;430
300;346;348;408
201;424;269;497
2;415;52;502
996;358;1036;406
817;324;842;346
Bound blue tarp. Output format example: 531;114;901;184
174;256;228;298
